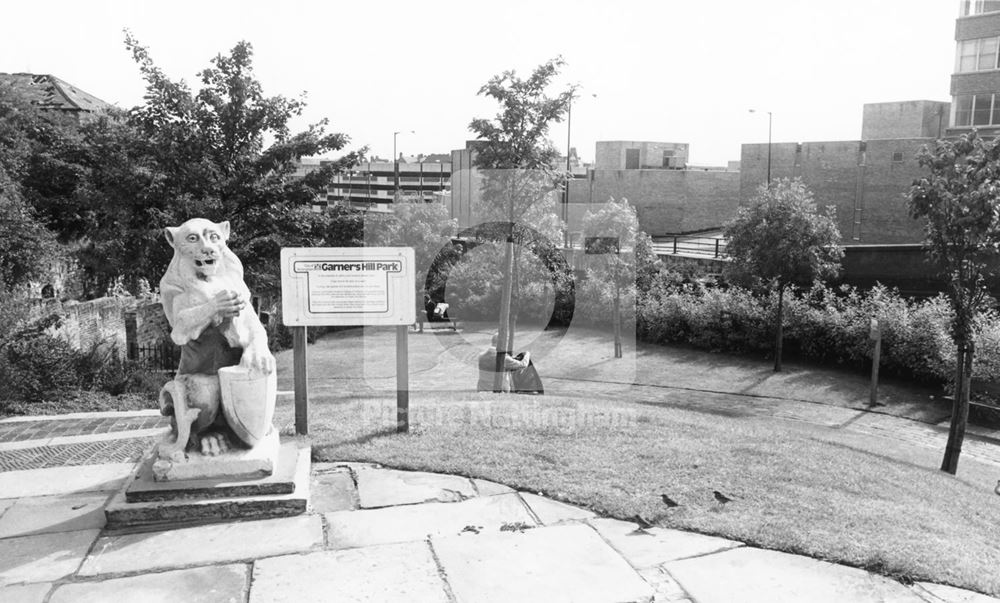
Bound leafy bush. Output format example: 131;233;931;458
1;333;81;400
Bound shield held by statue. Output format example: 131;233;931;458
218;365;276;447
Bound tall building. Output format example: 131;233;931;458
948;0;1000;136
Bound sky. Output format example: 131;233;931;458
3;0;958;166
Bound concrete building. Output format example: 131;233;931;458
947;0;1000;136
595;141;689;170
446;141;739;237
0;73;113;123
861;100;949;140
318;158;451;211
740;136;929;245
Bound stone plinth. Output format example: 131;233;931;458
152;428;279;482
105;442;310;531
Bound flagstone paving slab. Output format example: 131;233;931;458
354;467;476;508
665;546;926;603
0;529;100;585
587;517;743;569
471;478;515;496
310;467;358;512
250;541;450;603
431;523;654;603
519;492;596;524
50;564;248;603
0;492;109;538
915;582;1000;603
637;565;693;602
0;582;51;603
324;493;536;549
0;463;135;498
78;515;322;577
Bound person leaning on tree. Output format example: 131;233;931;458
477;332;530;392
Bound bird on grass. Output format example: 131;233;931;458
713;490;735;504
661;494;680;508
994;480;1000;496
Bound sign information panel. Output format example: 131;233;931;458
280;247;415;326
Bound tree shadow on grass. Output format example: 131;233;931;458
810;435;997;491
631;398;750;419
313;427;398;452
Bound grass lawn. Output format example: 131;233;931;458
274;325;1000;597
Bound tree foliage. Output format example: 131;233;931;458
724;179;843;289
0;175;62;292
723;178;843;371
469;57;573;172
0;86;66;293
909;131;1000;474
365;199;460;302
1;34;363;298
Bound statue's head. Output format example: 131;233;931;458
164;218;234;280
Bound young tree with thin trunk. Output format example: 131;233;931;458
909;131;1000;475
723;178;842;372
468;57;573;391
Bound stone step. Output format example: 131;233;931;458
104;444;310;531
126;438;297;503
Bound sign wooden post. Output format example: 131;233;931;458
869;318;881;406
396;325;409;432
280;248;415;433
293;326;308;435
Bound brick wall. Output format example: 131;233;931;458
53;297;133;357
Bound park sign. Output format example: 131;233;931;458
280;247;416;326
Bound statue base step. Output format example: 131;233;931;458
105;440;310;532
151;428;280;482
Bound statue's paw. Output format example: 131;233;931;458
241;345;276;375
198;432;230;456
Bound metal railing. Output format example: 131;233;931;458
651;235;728;259
127;341;180;371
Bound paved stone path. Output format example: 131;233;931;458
0;412;998;603
0;411;169;472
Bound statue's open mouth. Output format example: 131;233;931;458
194;259;216;267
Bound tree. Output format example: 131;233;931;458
723;178;842;372
581;197;641;357
468;57;573;390
0;175;62;293
909;131;1000;475
53;33;364;297
365;199;460;312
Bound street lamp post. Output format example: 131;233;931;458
393;130;414;203
749;109;772;185
564;93;596;248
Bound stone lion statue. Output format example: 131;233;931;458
157;218;275;459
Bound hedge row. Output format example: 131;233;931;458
636;280;1000;385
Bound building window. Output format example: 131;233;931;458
892;151;904;163
955;37;999;72
962;0;1000;15
625;148;640;169
974;93;994;125
662;150;675;168
953;92;1000;127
